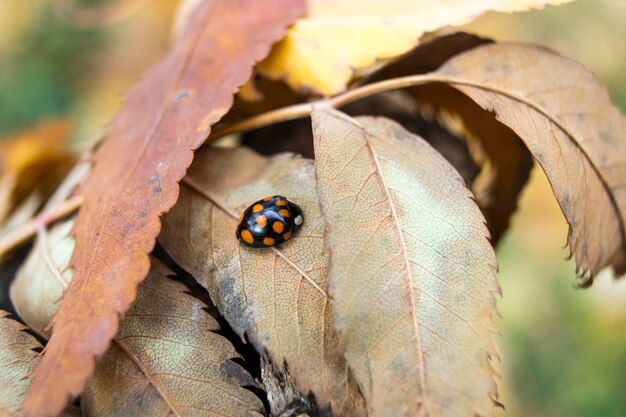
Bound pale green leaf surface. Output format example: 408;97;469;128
82;258;264;417
0;311;42;417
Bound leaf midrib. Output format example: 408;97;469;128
180;177;329;298
325;108;429;411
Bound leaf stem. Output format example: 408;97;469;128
209;74;454;140
0;195;83;260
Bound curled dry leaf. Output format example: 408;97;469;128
0;311;42;416
23;1;306;416
160;147;366;416
10;220;74;336
83;259;264;417
432;43;626;279
313;109;499;417
258;0;571;95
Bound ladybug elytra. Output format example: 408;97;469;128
236;196;303;248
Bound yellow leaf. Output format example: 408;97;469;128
0;118;71;176
258;0;572;95
0;119;75;225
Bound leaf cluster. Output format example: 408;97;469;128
1;1;625;417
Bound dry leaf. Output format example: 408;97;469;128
10;220;74;335
340;90;481;186
367;33;533;244
23;2;306;416
82;258;264;417
413;85;534;245
0;311;42;416
160;147;366;416
313;109;499;417
431;43;626;279
0;192;42;243
0;312;84;417
258;0;571;95
0;118;74;225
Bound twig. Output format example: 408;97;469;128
0;195;83;260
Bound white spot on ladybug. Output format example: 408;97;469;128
294;215;303;226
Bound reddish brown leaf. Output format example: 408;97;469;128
22;1;305;416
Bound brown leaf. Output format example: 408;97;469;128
22;2;306;416
159;147;366;416
82;258;264;417
0;312;85;417
312;109;499;417
365;32;493;83
340;90;481;186
0;311;42;416
367;33;533;244
432;43;626;279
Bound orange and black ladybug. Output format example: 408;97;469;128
236;195;303;248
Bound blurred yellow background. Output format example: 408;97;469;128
0;1;624;416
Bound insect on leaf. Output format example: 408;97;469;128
22;1;306;416
432;42;626;280
160;147;367;416
313;108;500;417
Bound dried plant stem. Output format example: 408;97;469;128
0;195;83;260
208;74;460;141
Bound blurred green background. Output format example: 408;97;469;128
1;1;624;416
467;3;626;416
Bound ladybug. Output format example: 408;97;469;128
236;196;303;248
